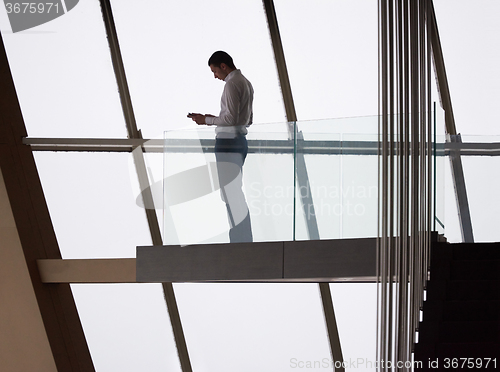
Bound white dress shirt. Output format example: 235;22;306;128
205;69;254;138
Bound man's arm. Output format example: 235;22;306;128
205;81;240;127
188;113;215;125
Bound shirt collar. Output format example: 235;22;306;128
224;69;240;82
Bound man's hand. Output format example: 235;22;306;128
188;113;215;125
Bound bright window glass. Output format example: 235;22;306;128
0;1;125;138
174;283;331;371
109;0;285;137
34;152;151;258
72;283;181;372
330;283;377;365
433;0;500;135
273;0;378;120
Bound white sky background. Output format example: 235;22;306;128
1;0;499;371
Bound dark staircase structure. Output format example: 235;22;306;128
414;241;500;370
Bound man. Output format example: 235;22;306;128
189;51;253;243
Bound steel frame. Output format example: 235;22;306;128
428;1;474;243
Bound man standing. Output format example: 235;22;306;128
189;51;253;243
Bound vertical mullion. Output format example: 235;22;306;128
387;0;396;364
380;1;433;368
416;0;425;343
394;0;404;361
409;0;419;361
399;0;410;362
426;1;433;288
378;0;389;367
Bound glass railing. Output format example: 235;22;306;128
162;123;293;245
443;134;500;242
162;116;443;246
435;134;446;236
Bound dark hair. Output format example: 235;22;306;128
208;51;236;69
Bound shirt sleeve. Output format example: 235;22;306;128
205;81;240;126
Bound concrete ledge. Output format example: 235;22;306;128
37;258;136;283
137;238;376;283
284;238;376;280
136;242;283;282
36;239;377;283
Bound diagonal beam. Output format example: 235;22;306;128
427;1;455;136
99;1;192;370
262;1;344;369
262;0;297;124
428;1;474;242
99;0;138;139
319;284;344;369
447;134;474;242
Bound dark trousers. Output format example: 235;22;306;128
215;135;253;243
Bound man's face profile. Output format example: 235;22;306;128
210;63;229;81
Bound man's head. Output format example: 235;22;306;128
208;51;236;81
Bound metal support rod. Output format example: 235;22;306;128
99;1;192;370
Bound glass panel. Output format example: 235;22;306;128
246;124;295;242
441;134;500;243
109;0;284;136
162;114;452;244
174;283;330;371
434;135;446;235
460;135;500;242
163;117;388;243
72;284;181;372
294;125;341;241
163;124;293;245
0;1;125;138
433;104;447;236
340;133;378;239
443;157;461;243
34;152;151;258
294;118;378;240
